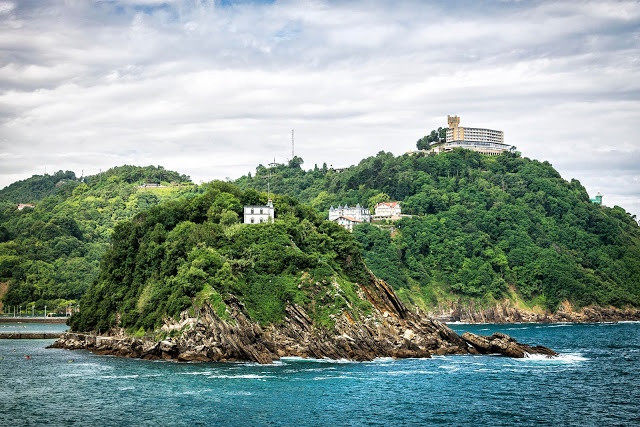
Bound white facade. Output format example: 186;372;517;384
374;202;401;218
243;200;275;224
332;216;361;231
328;204;371;222
442;115;510;156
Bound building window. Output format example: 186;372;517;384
251;218;254;224
260;209;263;214
251;209;254;214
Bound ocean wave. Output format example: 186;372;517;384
177;371;213;376
280;356;354;364
521;352;588;363
206;374;269;379
100;374;139;379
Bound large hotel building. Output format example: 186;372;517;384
430;115;511;156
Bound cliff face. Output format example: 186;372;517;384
428;300;640;324
52;276;471;363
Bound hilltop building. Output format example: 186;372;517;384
373;202;401;219
329;204;371;223
428;116;511;156
590;192;603;205
17;203;35;210
244;200;275;224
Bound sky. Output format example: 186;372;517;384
0;0;639;219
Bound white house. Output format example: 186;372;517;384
374;202;401;219
332;216;362;232
243;200;275;224
328;204;371;223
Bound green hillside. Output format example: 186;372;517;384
0;166;196;313
234;150;640;312
69;183;372;333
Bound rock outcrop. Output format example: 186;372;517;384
430;300;640;324
51;276;558;363
461;332;558;358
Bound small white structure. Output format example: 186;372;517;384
244;200;275;224
374;202;401;219
17;203;35;210
332;216;362;232
328;204;371;223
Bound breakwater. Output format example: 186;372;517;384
0;332;63;339
0;316;68;324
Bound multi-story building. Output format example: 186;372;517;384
243;200;275;224
373;202;401;219
328;204;371;223
429;115;510;156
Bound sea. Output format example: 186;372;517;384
1;322;638;426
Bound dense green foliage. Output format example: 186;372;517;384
0;170;78;207
235;150;640;311
0;166;196;314
69;183;372;332
416;127;447;150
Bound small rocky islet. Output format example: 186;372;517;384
51;276;557;363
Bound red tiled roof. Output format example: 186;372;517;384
375;202;399;208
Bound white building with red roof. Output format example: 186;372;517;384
332;215;362;232
374;202;401;219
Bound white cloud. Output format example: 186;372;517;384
0;0;638;220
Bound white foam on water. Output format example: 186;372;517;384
179;389;213;395
177;371;212;376
379;370;438;375
100;374;139;379
118;386;135;391
437;365;459;371
206;374;268;379
280;356;354;364
520;352;588;363
311;375;360;381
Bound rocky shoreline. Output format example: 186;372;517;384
429;301;640;324
50;278;557;363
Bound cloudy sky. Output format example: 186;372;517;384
1;0;639;218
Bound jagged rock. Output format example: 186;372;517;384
461;332;558;358
430;301;640;324
50;274;557;363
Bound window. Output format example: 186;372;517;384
251;208;254;214
260;209;263;214
251;218;254;224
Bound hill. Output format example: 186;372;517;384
0;165;196;314
60;182;557;362
234;150;640;314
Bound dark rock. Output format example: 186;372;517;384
461;332;558;358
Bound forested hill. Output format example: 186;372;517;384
69;182;372;333
234;150;640;312
0;166;196;314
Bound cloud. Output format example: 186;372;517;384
0;0;639;219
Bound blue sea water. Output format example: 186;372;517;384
1;322;639;426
